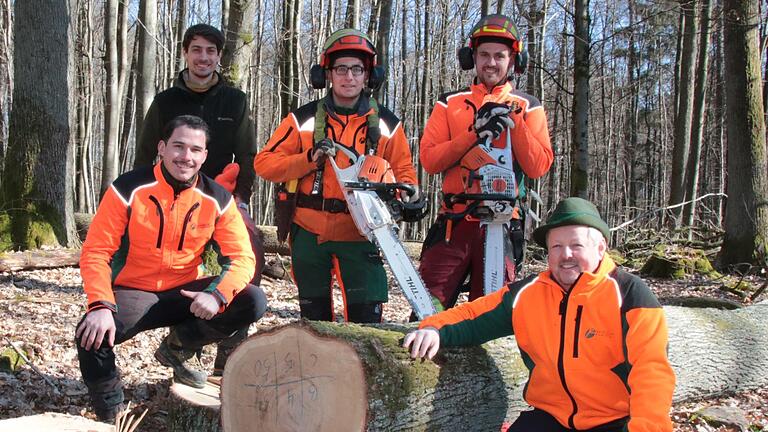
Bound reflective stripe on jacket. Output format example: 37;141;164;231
80;164;256;312
420;79;553;213
254;99;417;243
420;256;675;432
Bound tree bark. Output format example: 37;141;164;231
345;0;361;29
668;0;699;224
135;0;157;141
99;0;120;197
165;304;768;431
221;0;256;91
374;0;393;103
1;0;78;250
720;0;768;266
570;0;590;198
682;0;712;234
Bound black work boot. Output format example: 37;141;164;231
213;327;248;377
154;329;207;388
94;402;125;423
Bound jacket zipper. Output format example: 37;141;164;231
573;305;584;358
177;202;200;250
557;278;581;429
148;195;164;249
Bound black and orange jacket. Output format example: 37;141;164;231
420;256;675;432
80;164;256;313
254;99;417;243
134;71;257;203
420;79;553;214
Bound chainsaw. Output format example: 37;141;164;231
448;129;519;295
327;143;437;320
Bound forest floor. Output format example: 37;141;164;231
0;253;766;431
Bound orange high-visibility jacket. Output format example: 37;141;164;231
420;80;553;213
254;100;417;243
80;164;256;313
420;256;675;432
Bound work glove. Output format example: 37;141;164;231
214;163;239;193
475;102;515;141
311;138;336;164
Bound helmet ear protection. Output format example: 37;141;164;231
311;29;385;90
310;64;326;89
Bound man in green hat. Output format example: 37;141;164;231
403;197;675;432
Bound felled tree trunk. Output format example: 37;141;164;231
167;304;768;432
0;413;111;431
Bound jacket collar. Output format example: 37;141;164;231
153;163;198;196
470;77;514;98
174;69;224;96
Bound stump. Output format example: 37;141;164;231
165;303;768;431
167;381;222;432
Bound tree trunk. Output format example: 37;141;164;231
135;0;157;140
0;413;111;432
100;0;120;197
221;0;256;91
720;0;768;266
668;0;699;224
345;0;360;29
174;0;188;75
166;304;768;431
278;0;301;118
0;0;12;180
374;0;393;103
570;0;590;198
0;0;78;250
682;0;712;234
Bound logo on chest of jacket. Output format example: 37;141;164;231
584;328;614;339
217;117;234;122
192;223;213;231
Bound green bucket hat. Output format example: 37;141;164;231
533;197;610;247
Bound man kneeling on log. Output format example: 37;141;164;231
404;197;676;432
75;115;267;422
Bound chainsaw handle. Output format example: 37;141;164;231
449;193;517;203
345;181;414;196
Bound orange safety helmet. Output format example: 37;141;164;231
458;14;527;74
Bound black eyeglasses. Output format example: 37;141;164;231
331;65;365;76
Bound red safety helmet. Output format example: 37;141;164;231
458;14;527;74
467;14;523;53
319;29;377;68
311;29;385;90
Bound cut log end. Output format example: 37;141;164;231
221;324;368;432
167;381;221;432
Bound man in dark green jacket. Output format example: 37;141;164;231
134;23;262;376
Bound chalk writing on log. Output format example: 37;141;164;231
243;336;334;425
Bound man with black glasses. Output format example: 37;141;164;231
254;29;418;323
